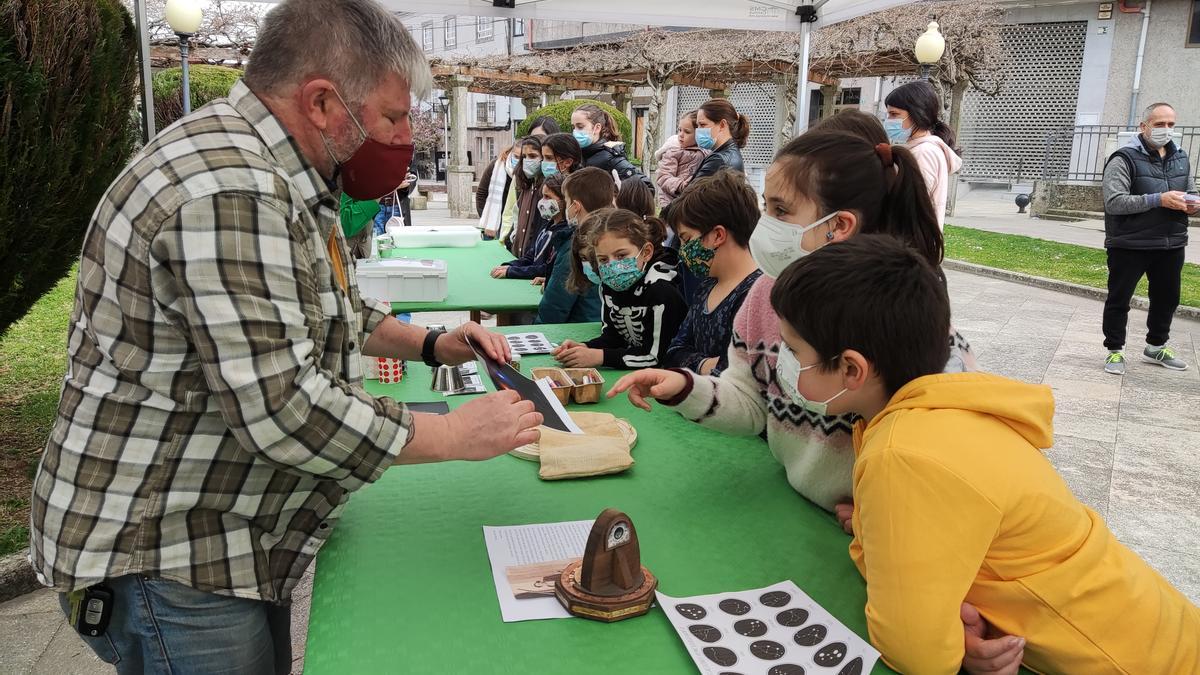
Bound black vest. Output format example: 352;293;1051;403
1104;138;1190;250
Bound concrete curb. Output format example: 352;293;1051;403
0;548;40;604
944;259;1200;321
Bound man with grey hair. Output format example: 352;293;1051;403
29;0;541;671
1101;102;1198;375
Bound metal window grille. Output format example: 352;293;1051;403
958;21;1087;181
675;82;780;168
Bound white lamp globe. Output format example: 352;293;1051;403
915;21;946;65
165;0;203;35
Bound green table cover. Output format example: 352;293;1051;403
386;243;545;314
304;323;897;674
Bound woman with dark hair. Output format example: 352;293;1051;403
689;98;750;181
884;80;963;230
570;103;651;187
539;133;583;178
504;136;546;257
528;115;561;136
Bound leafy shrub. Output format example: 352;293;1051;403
516;98;632;144
0;0;139;335
152;64;242;130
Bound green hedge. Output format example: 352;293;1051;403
153;64;243;130
0;0;139;336
517;99;633;144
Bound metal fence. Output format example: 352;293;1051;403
1041;125;1200;183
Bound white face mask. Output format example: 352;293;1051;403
1147;127;1174;148
522;158;540;179
749;212;838;279
776;344;847;417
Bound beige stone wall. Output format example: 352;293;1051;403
1102;0;1200;126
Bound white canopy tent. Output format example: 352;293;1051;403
132;0;914;141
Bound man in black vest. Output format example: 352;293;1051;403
1101;102;1198;375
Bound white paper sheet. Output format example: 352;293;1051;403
483;519;594;622
534;378;584;434
505;332;557;355
657;580;880;675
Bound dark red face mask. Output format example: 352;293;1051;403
326;89;414;200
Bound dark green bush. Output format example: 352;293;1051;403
517;99;633;144
152;64;242;130
0;0;139;336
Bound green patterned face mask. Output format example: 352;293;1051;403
680;235;717;278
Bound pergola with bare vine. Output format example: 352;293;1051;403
143;0;1007;207
423;2;1004;173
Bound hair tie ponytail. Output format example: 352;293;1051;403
874;143;894;167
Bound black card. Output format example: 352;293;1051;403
405;401;451;415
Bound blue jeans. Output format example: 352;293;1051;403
59;575;291;675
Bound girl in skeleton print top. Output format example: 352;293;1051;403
552;208;686;370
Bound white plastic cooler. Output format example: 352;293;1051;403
355;258;448;303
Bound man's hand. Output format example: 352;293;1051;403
1161;191;1190;212
697;356;719;375
553;341;603;368
1185;194;1200;215
962;602;1025;675
834;502;854;535
435;322;510;366
490;266;509;279
399;391;541;464
607;369;689;411
531;277;546;286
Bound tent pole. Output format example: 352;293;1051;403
793;20;811;135
133;0;157;143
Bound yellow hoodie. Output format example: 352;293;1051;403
849;373;1199;675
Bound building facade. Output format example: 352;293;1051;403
400;13;533;182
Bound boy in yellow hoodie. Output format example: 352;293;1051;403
769;235;1199;675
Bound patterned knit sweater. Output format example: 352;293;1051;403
672;275;976;512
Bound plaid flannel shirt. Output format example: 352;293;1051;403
29;81;412;603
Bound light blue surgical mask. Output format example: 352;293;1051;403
522;158;540;179
505;155;519;176
884;118;911;144
598;256;644;292
541;160;559;177
582;262;602;286
776;345;847;417
573;129;594;149
695;127;715;150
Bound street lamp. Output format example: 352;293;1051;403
915;20;946;81
437;93;450;182
165;0;203;115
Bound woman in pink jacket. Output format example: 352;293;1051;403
884;81;963;230
654;110;710;208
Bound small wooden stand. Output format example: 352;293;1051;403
555;509;657;622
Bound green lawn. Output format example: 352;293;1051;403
944;225;1200;308
0;266;74;556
